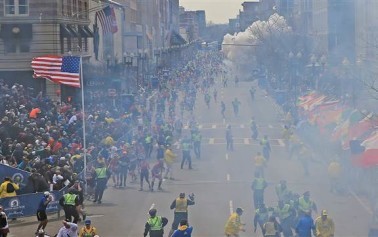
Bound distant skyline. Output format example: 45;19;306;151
180;0;245;24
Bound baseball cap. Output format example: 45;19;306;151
85;219;91;225
43;191;50;196
321;210;328;216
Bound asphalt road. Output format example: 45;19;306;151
10;80;371;237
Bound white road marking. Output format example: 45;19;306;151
349;188;373;215
229;200;233;215
268;124;273;129
277;139;285;147
150;203;155;210
198;124;203;129
244;138;250;145
223;118;226;124
226;174;230;181
212;124;217;129
226;153;229;160
209;138;215;144
240;124;245;128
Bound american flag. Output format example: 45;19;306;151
31;55;81;88
96;6;118;34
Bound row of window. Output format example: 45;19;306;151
3;38;88;54
4;0;89;17
4;0;29;16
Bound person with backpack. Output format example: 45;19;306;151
0;177;19;198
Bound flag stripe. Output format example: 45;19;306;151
96;6;118;35
31;55;81;88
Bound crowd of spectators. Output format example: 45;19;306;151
0;47;224;200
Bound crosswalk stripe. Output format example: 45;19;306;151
268;124;273;128
209;138;215;144
198;124;203;129
211;124;216;129
240;124;245;128
244;138;250;145
278;139;285;147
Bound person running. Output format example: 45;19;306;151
139;159;151;191
221;101;226;119
164;144;177;180
231;98;241;117
151;160;164;191
35;191;52;235
224;207;245;237
254;152;266;178
143;208;168;237
250;117;259;140
226;125;234;151
79;219;97;237
171;219;193;237
213;89;218;103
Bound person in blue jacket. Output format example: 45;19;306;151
171;219;193;237
295;210;315;237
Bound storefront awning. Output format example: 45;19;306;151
60;24;73;38
78;25;93;38
170;30;186;46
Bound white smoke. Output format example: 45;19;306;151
222;13;292;78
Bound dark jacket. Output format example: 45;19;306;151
143;216;168;237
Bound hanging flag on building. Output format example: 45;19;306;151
31;55;81;88
96;6;118;34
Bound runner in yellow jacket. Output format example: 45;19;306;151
315;210;335;237
225;208;245;237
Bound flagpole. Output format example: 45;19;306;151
80;56;87;194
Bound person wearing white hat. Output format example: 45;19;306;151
35;191;52;235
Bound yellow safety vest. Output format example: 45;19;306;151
277;204;291;220
175;198;188;212
253;178;266;190
298;196;312;212
95;167;107;179
263;221;277;236
80;227;96;237
148;216;163;231
64;193;77;206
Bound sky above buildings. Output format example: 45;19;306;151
180;0;245;24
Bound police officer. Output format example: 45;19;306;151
59;189;80;223
181;136;192;169
298;191;317;217
274;200;294;237
144;208;168;237
93;162;109;204
169;193;195;237
251;172;268;209
191;130;202;159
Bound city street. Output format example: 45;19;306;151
10;80;371;237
